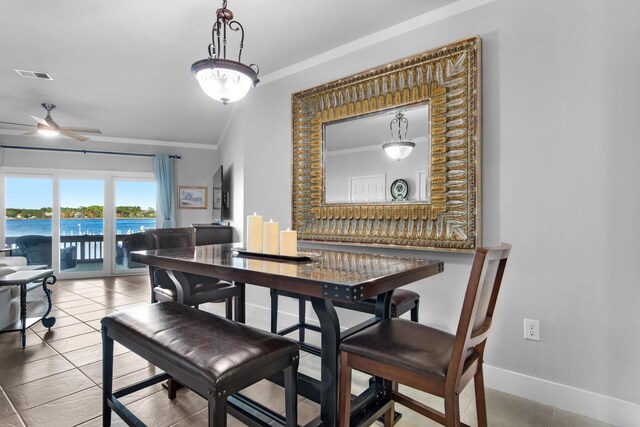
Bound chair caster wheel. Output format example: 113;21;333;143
42;317;56;329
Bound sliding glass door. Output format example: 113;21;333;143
114;179;156;273
2;170;156;278
59;179;105;273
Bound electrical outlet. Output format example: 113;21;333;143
524;319;540;341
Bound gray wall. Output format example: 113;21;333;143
219;0;640;409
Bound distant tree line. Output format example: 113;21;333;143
6;206;156;219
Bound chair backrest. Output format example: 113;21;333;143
145;227;196;250
447;243;511;387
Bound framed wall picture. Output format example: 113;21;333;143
177;186;207;209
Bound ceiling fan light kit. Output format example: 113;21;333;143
191;0;259;104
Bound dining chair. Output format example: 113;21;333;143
338;243;511;427
145;227;242;320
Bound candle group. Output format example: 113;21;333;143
245;213;298;256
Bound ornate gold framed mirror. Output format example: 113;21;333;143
292;36;481;252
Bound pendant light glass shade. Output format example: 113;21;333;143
382;111;415;160
192;1;259;104
382;141;415;160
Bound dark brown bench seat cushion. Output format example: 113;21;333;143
101;302;299;397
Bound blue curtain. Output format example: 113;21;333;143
153;154;174;228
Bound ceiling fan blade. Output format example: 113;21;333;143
59;126;102;134
22;130;40;137
30;115;49;126
60;130;89;142
0;120;35;127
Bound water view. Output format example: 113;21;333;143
6;218;156;237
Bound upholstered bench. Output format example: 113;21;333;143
101;302;299;426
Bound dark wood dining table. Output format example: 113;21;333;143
132;242;443;427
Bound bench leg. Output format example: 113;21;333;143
167;378;179;400
102;327;114;427
208;394;227;427
225;298;233;320
284;356;299;427
411;299;419;322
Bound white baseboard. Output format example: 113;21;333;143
245;303;640;426
483;365;640;426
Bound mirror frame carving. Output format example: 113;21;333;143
292;36;481;252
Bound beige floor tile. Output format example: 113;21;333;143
34;322;95;342
58;302;108;316
57;282;99;292
20;386;102;427
121;387;207;427
47;308;71;319
297;398;321;426
80;351;156;385
462;388;553;427
54;298;97;310
29;315;81;333
73;308;116;322
5;368;94;411
83;277;119;288
169;408;246;427
0;388;16;419
63;342;129;368
49;292;85;304
69;288;116;298
551;408;615;427
109;368;165;405
0;342;58;368
0;414;24;426
87;294;142;307
116;275;149;286
113;302;148;311
47;331;102;354
76;412;127;427
0;355;75;388
85;319;102;331
238;379;305;416
0;331;38;349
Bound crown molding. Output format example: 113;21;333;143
259;0;497;85
0;129;218;151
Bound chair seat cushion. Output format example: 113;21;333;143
102;302;298;393
340;318;459;380
388;289;419;307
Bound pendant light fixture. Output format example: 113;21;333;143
382;111;415;161
191;0;260;105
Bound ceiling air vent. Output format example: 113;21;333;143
14;69;53;80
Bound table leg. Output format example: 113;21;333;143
311;298;340;427
40;274;56;329
234;282;245;324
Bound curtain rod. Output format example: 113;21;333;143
0;145;181;159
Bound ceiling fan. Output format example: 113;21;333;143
0;103;101;142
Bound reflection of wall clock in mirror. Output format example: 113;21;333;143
391;179;409;201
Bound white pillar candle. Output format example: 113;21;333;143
263;219;280;254
280;228;298;256
246;213;263;252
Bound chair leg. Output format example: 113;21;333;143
225;298;233;320
101;327;113;427
208;394;227;427
444;389;461;427
284;357;299;427
410;299;419;322
383;403;395;427
474;366;488;427
298;298;306;342
338;352;352;427
270;289;278;333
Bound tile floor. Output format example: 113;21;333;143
0;275;615;426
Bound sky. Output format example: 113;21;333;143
6;178;156;209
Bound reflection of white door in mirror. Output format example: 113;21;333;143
348;174;386;202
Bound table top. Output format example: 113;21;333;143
0;269;54;286
132;243;443;303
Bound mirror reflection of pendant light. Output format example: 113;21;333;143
191;0;260;105
382;111;415;160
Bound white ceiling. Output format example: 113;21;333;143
0;0;452;148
